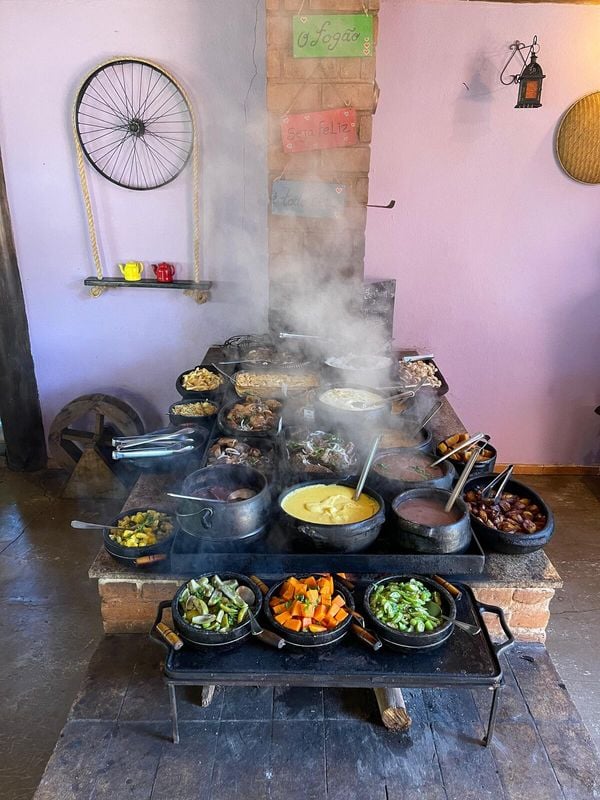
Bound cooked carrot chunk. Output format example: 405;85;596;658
275;576;347;633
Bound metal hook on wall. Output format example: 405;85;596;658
366;200;396;209
500;35;539;85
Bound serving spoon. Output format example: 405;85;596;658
71;520;117;530
353;434;382;501
426;601;481;636
235;585;286;649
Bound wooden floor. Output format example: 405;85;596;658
33;636;599;800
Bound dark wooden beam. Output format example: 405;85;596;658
0;150;46;470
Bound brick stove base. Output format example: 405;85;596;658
97;576;555;643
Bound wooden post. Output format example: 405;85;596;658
374;688;412;731
0;150;46;470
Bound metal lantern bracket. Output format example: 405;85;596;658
500;36;540;85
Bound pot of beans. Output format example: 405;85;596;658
462;474;554;554
371;448;455;502
391;488;472;554
176;465;271;542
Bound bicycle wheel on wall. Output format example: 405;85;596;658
75;58;194;190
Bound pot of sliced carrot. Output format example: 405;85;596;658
263;574;354;650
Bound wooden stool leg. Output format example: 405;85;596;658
374;688;412;731
168;683;179;744
201;685;216;707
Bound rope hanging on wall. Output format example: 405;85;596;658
72;56;206;302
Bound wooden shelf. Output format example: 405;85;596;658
84;277;212;292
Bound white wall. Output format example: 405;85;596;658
366;0;600;464
0;0;268;434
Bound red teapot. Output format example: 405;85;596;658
152;262;175;283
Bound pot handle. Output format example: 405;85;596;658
200;508;213;529
176;506;214;529
149;600;182;652
352;622;383;651
477;601;515;657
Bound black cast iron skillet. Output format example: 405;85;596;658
103;506;177;567
263;576;355;652
362;574;457;652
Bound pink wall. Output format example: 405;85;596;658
0;0;267;436
365;0;600;464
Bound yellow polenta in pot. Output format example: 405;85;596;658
281;484;380;525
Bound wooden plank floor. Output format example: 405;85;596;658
33;636;600;800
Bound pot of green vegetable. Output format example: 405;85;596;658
171;572;262;650
363;575;456;651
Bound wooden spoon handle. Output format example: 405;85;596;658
135;553;167;566
249;575;269;596
256;629;286;649
156;622;184;650
352;624;382;651
432;575;462;601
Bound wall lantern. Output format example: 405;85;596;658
500;36;545;109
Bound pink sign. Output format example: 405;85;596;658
280;107;358;153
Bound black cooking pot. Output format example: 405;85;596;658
263;577;354;651
314;384;391;434
370;448;455;502
204;435;277;480
378;415;433;453
176;465;271;541
322;355;393;389
218;398;283;439
103;506;177;567
175;365;225;399
391;488;472;554
171;572;262;651
278;478;385;553
284;428;359;484
363;574;456;652
463;474;555;554
168;397;219;429
436;438;497;479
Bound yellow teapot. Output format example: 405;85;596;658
118;261;144;281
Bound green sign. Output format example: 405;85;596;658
293;14;373;59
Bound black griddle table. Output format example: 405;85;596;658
151;585;514;745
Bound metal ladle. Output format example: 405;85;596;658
71;520;115;530
411;400;443;435
354;434;382;501
425;601;481;636
167;489;257;503
235;585;286;649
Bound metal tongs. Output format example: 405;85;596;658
430;432;489;467
211;363;237;386
111;426;197;461
400;353;434;363
112;427;197;448
481;465;515;503
444;440;490;513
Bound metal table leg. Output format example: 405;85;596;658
483;685;502;747
168;682;179;744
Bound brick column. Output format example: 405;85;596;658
266;0;380;303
